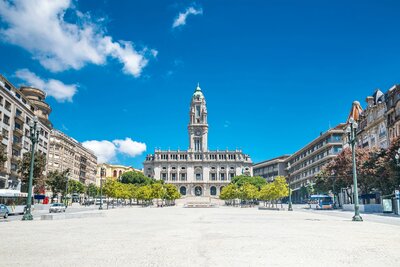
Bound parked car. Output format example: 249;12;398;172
0;204;9;219
49;203;66;213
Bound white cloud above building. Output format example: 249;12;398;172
0;0;156;77
82;138;146;163
15;69;77;102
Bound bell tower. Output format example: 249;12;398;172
188;83;208;152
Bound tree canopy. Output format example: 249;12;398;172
120;171;154;186
231;175;266;189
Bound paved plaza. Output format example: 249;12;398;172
1;206;400;267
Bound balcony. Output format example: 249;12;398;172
15;114;24;123
11;155;20;162
13;127;23;136
12;141;22;150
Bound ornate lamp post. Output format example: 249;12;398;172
395;148;400;166
64;172;70;206
346;117;363;222
287;162;293;211
99;167;105;210
22;116;40;221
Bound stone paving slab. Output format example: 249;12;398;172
1;206;399;267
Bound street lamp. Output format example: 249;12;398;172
22;116;40;221
99;167;105;210
346;118;363;222
64;172;70;207
395;148;400;166
287;162;293;211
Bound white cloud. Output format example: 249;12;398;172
113;138;146;157
82;138;146;164
82;140;116;164
15;69;77;102
0;0;156;77
172;6;203;28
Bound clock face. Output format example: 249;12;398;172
195;130;202;136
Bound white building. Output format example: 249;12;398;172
0;74;51;190
143;84;253;197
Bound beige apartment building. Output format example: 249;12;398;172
96;163;142;186
0;74;52;190
47;129;97;185
286;124;345;202
253;155;290;182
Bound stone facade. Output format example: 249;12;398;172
47;129;97;185
385;85;400;142
356;90;388;149
95;163;142;186
143;85;253;197
0;74;52;190
253;155;289;182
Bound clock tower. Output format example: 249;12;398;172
188;84;208;152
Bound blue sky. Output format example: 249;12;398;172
1;0;400;168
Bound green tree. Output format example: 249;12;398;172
231;175;266;189
18;151;47;192
68;179;85;194
120;171;154;186
259;183;274;206
238;183;258;205
164;184;180;206
87;183;99;198
151;183;166;207
273;176;289;207
46;169;70;201
103;179;118;199
136;185;153;206
127;184;138;205
220;184;238;205
0;141;7;169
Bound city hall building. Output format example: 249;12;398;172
143;85;253;197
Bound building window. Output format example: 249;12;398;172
171;173;176;181
211;173;216;181
5;101;11;111
196;173;202;181
210;186;217;196
113;170;117;177
3;114;10;125
162;173;167;181
180;173;186;181
220;173;225;181
180;186;187;196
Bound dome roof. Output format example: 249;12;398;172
193;83;204;99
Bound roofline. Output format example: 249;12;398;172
253;155;291;167
287;124;345;161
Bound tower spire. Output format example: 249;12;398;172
196;82;201;92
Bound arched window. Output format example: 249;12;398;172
180;186;187;196
118;170;122;177
194;186;202;196
210;186;217;196
220;186;224;194
113;170;117;177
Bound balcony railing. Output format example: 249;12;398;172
13;127;23;136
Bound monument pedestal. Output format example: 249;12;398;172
184;197;217;208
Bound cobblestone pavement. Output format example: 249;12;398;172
1;206;399;267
